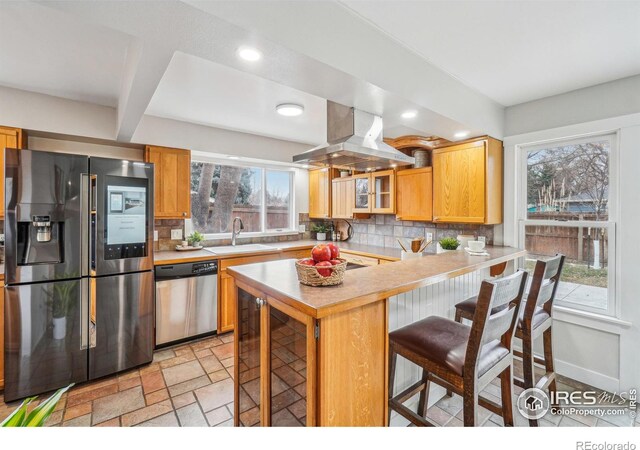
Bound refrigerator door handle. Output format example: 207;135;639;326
89;174;97;276
89;278;97;349
81;174;90;277
80;278;89;350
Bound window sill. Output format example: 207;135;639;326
552;305;632;334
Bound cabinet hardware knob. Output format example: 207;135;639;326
256;297;266;308
183;212;187;216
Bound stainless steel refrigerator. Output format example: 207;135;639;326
3;148;155;401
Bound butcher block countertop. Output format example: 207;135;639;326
153;240;403;265
228;246;527;319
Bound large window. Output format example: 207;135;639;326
190;160;294;236
519;133;617;316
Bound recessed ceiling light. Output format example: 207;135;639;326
390;164;397;168
276;103;304;117
301;164;310;169
237;46;262;62
228;155;240;160
401;111;417;119
454;131;470;139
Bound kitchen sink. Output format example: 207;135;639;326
203;244;278;255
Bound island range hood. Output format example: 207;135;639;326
293;101;414;170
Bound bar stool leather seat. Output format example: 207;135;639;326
389;316;510;378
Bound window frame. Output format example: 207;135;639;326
187;154;298;239
516;132;619;317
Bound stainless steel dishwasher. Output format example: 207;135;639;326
155;260;218;347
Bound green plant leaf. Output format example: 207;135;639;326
1;397;35;427
23;384;73;427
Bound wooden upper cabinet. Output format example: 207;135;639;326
0;126;24;219
144;145;191;219
309;168;332;219
432;137;503;224
331;177;356;219
396;167;432;221
353;170;396;214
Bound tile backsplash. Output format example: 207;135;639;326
300;213;494;252
154;215;493;252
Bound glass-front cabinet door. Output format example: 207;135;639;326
371;170;395;214
236;286;263;427
268;300;314;426
353;174;371;213
234;285;316;427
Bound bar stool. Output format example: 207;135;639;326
388;270;528;427
454;254;565;426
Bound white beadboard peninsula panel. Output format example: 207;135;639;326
388;267;490;396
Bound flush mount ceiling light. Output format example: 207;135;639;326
401;111;417;119
237;46;262;62
454;131;470;139
276;103;304;117
227;155;240;160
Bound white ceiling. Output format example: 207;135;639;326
0;1;131;107
342;0;640;106
145;52;327;145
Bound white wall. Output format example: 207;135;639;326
133;115;312;164
0;86;116;140
505;75;640;137
503;107;640;392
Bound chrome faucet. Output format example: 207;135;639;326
231;217;244;246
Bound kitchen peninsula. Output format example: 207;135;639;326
228;246;526;427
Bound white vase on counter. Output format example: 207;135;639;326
52;316;66;340
316;232;327;241
401;251;423;260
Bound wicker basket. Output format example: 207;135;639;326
295;258;347;287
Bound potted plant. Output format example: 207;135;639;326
311;224;330;241
44;275;78;340
438;237;460;253
186;231;205;248
1;384;73;427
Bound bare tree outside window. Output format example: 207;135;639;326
190;161;293;235
527;141;609;220
523;137;613;313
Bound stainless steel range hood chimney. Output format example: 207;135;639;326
293;101;414;170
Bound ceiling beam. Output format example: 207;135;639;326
116;39;173;141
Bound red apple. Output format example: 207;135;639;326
315;261;333;277
326;242;340;259
311;244;332;263
298;258;316;267
329;259;342;266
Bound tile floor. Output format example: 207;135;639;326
1;332;637;427
390;367;639;428
0;333;235;427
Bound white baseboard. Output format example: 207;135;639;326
555;359;620;393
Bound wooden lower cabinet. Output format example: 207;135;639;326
218;253;285;333
234;281;387;427
0;282;4;390
218;271;237;334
